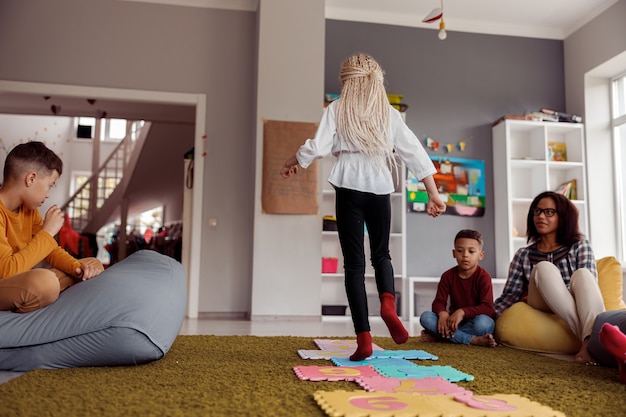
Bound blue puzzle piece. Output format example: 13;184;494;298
369;349;438;360
331;357;413;368
375;364;474;382
375;364;439;379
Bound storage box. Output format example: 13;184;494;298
322;257;339;273
322;305;347;316
322;215;338;231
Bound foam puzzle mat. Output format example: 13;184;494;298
313;390;568;417
300;339;567;417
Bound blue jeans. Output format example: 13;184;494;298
419;311;495;345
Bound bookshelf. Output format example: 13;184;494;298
492;119;588;277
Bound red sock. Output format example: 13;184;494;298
600;323;626;385
350;331;372;361
380;292;408;344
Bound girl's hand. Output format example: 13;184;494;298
426;197;446;218
280;155;300;179
280;164;299;178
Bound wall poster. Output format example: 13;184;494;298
407;156;486;217
262;119;319;214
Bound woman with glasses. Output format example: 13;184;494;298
494;191;605;364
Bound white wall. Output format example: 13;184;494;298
250;0;325;319
564;0;626;259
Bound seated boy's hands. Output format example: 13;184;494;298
437;312;453;338
75;261;104;281
447;310;465;332
42;205;65;237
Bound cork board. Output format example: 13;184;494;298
262;120;319;214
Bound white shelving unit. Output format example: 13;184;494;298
319;155;407;319
406;277;507;322
492;119;588;278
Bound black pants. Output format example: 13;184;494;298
335;187;395;334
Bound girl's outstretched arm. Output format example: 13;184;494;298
422;175;446;217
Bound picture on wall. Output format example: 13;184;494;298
407;156;486;217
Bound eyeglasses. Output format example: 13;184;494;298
533;208;557;217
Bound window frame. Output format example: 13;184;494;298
611;72;626;261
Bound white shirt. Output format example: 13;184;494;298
296;100;436;195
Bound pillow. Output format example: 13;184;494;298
596;256;626;310
0;250;186;372
495;301;581;354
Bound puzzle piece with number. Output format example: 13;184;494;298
314;339;383;351
293;365;382;381
331;357;414;368
355;375;468;395
369;350;438;360
298;349;386;360
374;364;474;382
313;390;567;417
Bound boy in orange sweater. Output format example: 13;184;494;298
0;141;103;313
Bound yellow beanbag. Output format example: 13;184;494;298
496;302;581;354
495;256;625;355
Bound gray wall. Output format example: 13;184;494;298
325;20;566;277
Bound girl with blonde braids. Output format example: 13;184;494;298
281;53;445;360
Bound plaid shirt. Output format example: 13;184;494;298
494;239;597;317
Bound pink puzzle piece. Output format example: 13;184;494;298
355;375;468;396
293;365;382;381
314;339;383;351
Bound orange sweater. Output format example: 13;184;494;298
0;200;80;279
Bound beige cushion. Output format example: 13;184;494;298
495;256;625;354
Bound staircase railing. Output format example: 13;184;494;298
61;120;150;232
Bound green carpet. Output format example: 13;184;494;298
0;335;625;417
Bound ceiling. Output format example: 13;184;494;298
0;0;619;120
325;0;620;40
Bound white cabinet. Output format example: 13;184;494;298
492;120;588;277
319;155;407;318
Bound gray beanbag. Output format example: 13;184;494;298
0;250;186;371
588;310;626;367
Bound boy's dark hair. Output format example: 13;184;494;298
3;141;63;181
526;191;583;246
454;229;483;247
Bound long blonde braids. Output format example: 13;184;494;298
336;54;395;171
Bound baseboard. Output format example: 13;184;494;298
249;315;322;322
196;311;247;320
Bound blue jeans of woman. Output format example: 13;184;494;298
419;311;495;345
335;187;394;334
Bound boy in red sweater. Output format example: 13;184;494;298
419;229;497;347
0;141;103;313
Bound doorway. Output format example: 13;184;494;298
0;80;206;318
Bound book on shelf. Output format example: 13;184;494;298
555;179;577;200
539;108;582;123
547;142;567;161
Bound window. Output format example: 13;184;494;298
612;73;626;260
74;117;140;141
